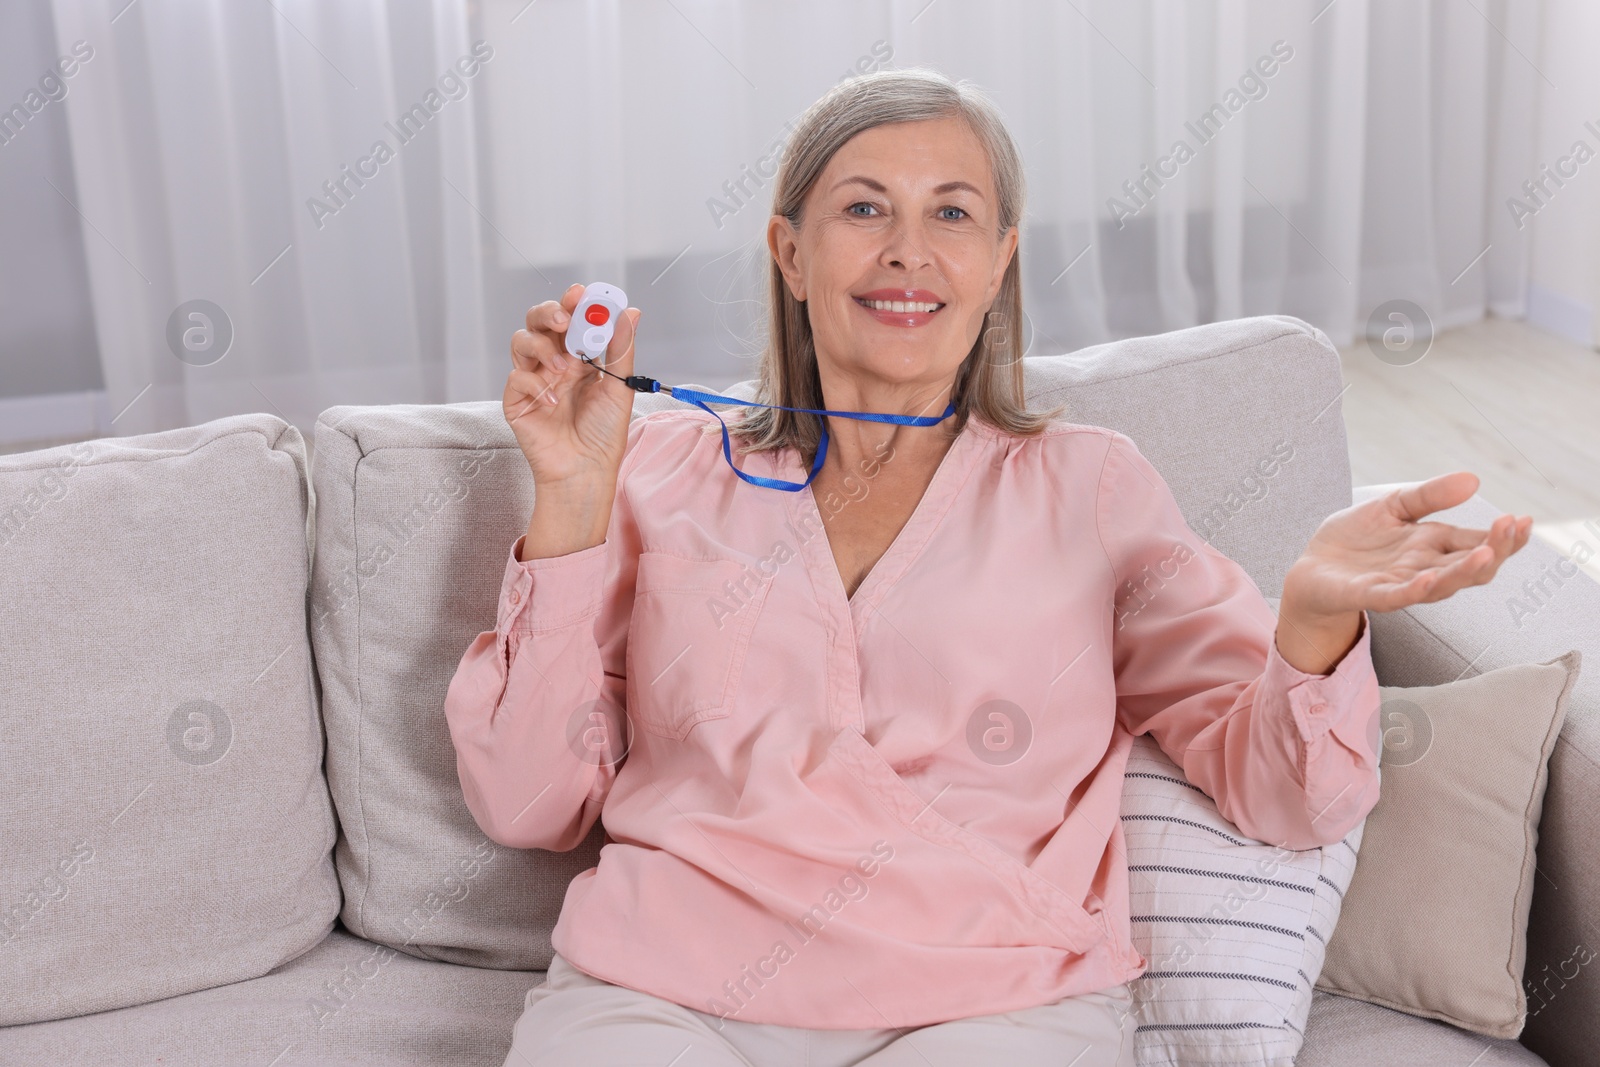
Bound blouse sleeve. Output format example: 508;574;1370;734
1095;430;1382;851
442;417;648;851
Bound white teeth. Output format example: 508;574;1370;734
861;299;942;313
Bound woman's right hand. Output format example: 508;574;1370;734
504;283;642;492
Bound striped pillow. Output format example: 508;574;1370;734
1120;732;1375;1066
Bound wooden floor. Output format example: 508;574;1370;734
5;316;1596;575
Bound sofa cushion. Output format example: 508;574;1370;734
0;927;539;1066
1297;990;1547;1066
0;414;340;1025
0;937;1544;1067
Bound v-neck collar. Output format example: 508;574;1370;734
778;413;996;635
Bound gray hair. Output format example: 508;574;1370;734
715;65;1066;462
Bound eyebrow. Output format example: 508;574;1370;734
830;175;986;199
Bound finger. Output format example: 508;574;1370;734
1479;514;1527;566
1418;543;1504;599
1425;521;1494;554
511;328;576;378
506;367;561;415
1468;515;1534;583
1387;471;1480;524
1493;514;1524;560
524;289;583;334
1363;569;1438;612
526;298;581;345
1373;515;1534;608
1425;513;1522;558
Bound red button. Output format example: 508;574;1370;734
585;304;610;326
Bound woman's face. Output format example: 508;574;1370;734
769;115;1018;397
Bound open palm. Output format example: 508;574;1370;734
1283;471;1534;618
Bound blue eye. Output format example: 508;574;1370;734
848;202;879;217
939;206;968;221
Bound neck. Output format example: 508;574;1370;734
812;375;961;481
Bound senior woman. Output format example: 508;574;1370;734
445;68;1531;1067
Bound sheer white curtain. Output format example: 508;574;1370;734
50;0;1542;438
48;0;489;437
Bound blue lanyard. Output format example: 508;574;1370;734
584;359;956;492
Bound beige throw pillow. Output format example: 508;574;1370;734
1316;650;1583;1038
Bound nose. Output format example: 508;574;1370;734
879;215;931;273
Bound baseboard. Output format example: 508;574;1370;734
1525;283;1596;348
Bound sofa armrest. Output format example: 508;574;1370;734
1352;485;1599;1067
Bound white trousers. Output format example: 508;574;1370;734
502;952;1138;1067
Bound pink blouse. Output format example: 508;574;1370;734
443;409;1381;1029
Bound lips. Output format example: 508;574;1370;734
853;289;946;324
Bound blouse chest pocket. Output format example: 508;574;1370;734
626;551;772;740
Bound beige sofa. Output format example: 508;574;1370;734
2;315;1593;1066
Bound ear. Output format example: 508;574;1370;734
767;214;807;302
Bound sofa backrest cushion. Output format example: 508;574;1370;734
308;383;684;966
1021;313;1354;595
306;315;1353;971
309;392;671;969
0;414;340;1025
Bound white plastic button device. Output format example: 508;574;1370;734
564;282;628;366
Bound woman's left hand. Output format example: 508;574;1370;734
1275;471;1533;674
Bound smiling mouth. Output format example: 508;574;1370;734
854;297;945;313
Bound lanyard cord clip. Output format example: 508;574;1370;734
577;355;661;394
